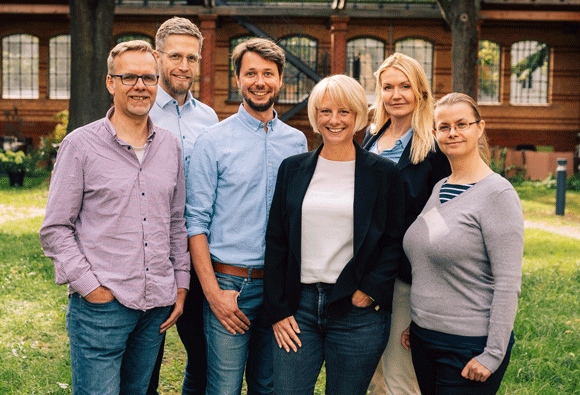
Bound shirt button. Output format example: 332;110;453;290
142;192;145;196
268;163;271;166
145;242;148;246
127;147;131;150
143;218;146;221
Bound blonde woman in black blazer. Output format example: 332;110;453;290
264;75;406;395
363;53;451;395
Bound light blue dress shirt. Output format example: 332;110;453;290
185;104;308;267
370;127;413;163
149;86;219;180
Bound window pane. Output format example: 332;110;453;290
278;36;318;104
510;40;549;104
49;35;71;99
478;40;501;103
2;34;39;99
395;38;433;88
347;38;385;103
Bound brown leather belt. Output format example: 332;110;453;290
212;261;265;279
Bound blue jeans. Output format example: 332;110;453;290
66;293;171;395
273;283;390;395
204;272;273;395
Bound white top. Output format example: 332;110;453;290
301;156;355;284
132;144;147;163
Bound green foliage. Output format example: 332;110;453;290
0;150;36;174
478;40;500;100
39;110;68;168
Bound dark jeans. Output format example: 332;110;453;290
410;321;515;395
273;283;390;395
148;273;206;395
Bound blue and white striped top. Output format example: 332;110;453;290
439;181;475;204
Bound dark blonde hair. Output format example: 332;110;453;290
107;40;156;75
371;52;434;165
155;17;203;53
434;92;490;164
307;75;368;135
231;38;285;77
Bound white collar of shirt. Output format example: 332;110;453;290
237;103;279;133
156;85;196;110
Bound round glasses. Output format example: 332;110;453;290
158;50;201;66
436;120;480;133
110;74;159;86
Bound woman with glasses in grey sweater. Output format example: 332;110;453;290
401;93;524;395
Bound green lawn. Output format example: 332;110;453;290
0;175;578;394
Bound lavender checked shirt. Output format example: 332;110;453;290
39;107;190;311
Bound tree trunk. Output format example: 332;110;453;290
436;0;480;100
68;0;115;134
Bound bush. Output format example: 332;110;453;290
38;110;68;169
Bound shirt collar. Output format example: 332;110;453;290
104;106;156;142
398;127;414;149
237;103;279;133
156;85;196;109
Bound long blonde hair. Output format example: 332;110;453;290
371;52;434;165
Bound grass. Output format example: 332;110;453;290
0;175;578;394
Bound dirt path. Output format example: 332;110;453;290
0;204;578;240
0;204;45;225
524;220;580;240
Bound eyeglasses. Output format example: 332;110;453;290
110;74;159;86
435;120;480;133
157;50;201;66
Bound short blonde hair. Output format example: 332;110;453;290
371;52;434;164
308;75;368;135
107;40;156;75
434;92;490;164
155;17;203;53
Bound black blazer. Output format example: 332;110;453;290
264;141;406;326
362;120;451;283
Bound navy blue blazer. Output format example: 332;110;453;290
362;120;451;283
264;141;406;326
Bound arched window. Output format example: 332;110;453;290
115;33;153;45
347;38;385;102
2;34;39;99
49;35;71;99
228;36;255;101
478;40;501;104
510;40;549;104
278;36;318;104
395;38;433;87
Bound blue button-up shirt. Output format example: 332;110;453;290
149;86;219;180
370;127;413;163
185;104;307;267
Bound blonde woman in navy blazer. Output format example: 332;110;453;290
363;53;451;395
264;75;406;395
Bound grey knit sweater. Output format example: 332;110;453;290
403;173;524;373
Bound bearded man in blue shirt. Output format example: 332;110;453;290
147;17;219;395
185;38;307;395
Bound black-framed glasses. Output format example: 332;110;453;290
436;120;480;133
157;50;201;66
110;74;159;86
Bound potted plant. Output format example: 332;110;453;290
0;150;34;187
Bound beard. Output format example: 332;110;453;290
162;72;192;97
242;90;279;113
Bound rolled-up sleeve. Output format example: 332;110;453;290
185;131;218;238
39;139;101;296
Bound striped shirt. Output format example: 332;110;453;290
439;182;475;203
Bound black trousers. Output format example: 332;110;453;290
147;273;206;395
410;321;514;395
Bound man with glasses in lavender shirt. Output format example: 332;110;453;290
39;40;190;394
